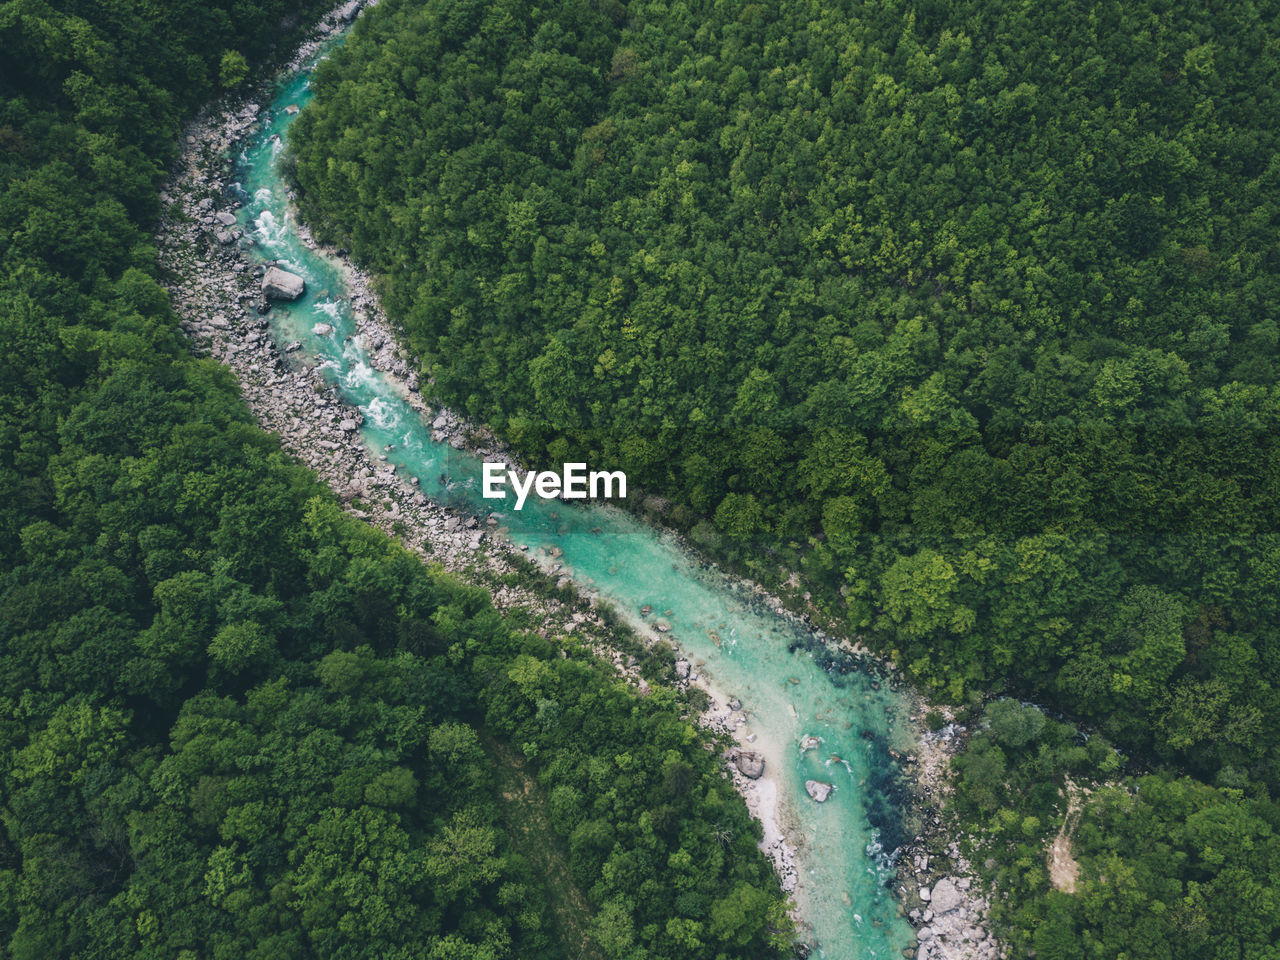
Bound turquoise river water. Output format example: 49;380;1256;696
227;22;916;960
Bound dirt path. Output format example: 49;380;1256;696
1048;777;1083;893
484;736;603;960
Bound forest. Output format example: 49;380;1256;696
0;1;789;958
288;0;1280;956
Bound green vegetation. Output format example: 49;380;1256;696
0;2;787;958
288;0;1280;954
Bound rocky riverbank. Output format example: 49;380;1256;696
892;708;1005;960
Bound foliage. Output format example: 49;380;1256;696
219;51;250;89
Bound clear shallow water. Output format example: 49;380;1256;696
228;29;915;960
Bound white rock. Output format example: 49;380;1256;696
930;877;963;915
262;266;305;300
805;780;833;802
312;322;334;337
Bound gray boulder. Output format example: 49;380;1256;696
929;878;963;915
735;752;765;779
262;266;305;300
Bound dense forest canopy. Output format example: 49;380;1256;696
290;0;1280;956
0;2;788;958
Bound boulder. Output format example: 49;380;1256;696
735;752;765;779
805;780;832;802
928;878;963;915
312;322;334;337
262;266;305;300
674;659;690;679
337;0;361;21
215;211;237;226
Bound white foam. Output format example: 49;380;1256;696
363;396;398;429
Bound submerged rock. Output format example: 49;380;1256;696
805;780;833;802
262;266;305;300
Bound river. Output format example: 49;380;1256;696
226;15;916;959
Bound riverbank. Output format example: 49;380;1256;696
154;4;997;955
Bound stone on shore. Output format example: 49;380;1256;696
674;659;690;679
928;878;963;915
735;751;765;779
262;266;305;300
805;780;833;802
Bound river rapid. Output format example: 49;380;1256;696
201;7;924;958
